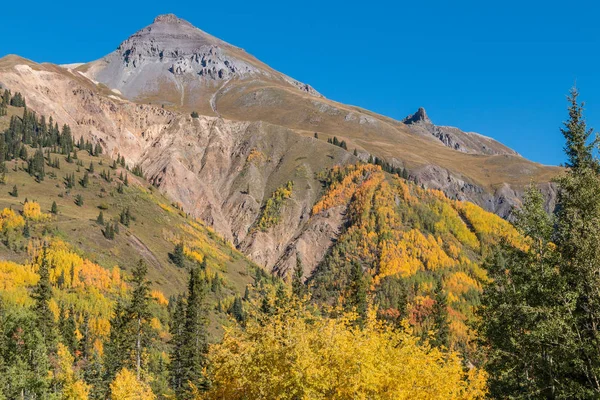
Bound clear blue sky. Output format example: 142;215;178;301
1;0;598;166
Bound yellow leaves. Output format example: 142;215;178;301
110;368;155;400
0;207;25;231
378;229;456;281
62;380;91;400
246;148;265;165
49;298;60;322
54;343;91;400
34;239;123;292
158;203;175;214
0;260;37;305
312;164;382;214
90;317;111;338
184;245;204;264
254;181;294;231
201;301;487;399
93;339;104;357
151;290;168;306
23;201;48;221
453;201;523;249
150;317;162;331
446;272;481;297
179;223;230;267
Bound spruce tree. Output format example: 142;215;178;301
292;254;305;298
181;266;209;395
96;211;104;225
228;295;245;324
81;171;89;188
51;201;58;214
431;280;450;348
170;242;185;268
60;306;78;354
169;295;187;395
104;300;129;382
128;259;152;379
478;88;600;398
31;248;57;349
347;261;367;321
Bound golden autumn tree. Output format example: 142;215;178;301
54;343;91;400
109;368;155;400
198;299;487;400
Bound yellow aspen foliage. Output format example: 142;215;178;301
158;203;175;214
0;207;25;232
33;239;123;292
151;290;169;306
150;317;162;331
49;298;60;322
453;201;523;249
110;368;155;400
0;260;38;305
23;201;48;221
446;271;482;296
54;343;91;400
246;148;265;165
199;302;487;400
90;317;111;338
312;164;381;214
93;339;104;357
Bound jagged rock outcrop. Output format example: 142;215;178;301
402;107;519;156
402;107;432;125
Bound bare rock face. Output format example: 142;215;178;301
402;107;432;125
82;14;320;112
402;107;519;156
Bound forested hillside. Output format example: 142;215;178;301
3;86;599;399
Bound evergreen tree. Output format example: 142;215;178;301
129;259;153;379
169;295;187;395
478;88;600;398
431;280;450;348
347;261;367;321
228;296;245;324
60;306;78;354
81;171;89;187
292;254;305;298
96;211;104;225
104;300;129;382
181;266;209;396
9;184;17;197
31;248;57;349
84;350;105;400
51;200;58;214
88;161;94;173
119;207;131;226
75;194;84;207
170;242;186;268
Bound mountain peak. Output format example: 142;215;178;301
153;13;184;24
402;107;432;125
